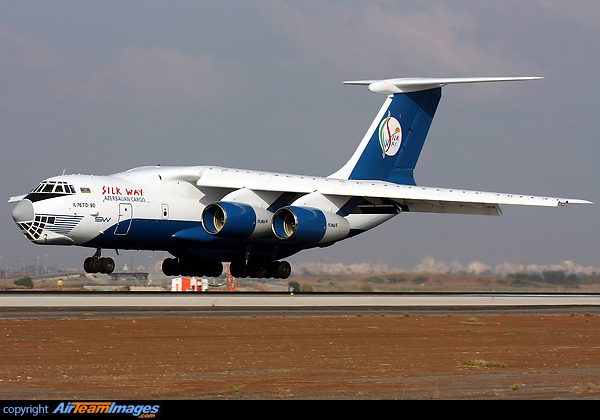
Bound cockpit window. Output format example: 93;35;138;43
27;181;76;202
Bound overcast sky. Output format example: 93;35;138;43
1;1;598;273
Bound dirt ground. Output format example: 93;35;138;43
1;313;600;399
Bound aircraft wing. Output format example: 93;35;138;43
192;167;591;215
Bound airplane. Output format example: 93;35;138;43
8;77;592;280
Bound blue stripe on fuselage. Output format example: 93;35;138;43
84;218;306;261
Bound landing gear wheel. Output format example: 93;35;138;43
83;257;95;273
99;257;115;274
275;261;291;279
248;262;269;278
84;255;115;274
267;261;292;279
229;261;247;278
162;258;179;276
84;257;100;273
178;259;196;277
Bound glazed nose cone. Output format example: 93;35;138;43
12;199;34;223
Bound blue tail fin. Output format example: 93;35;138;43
330;77;541;185
330;88;441;185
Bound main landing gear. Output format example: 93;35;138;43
161;258;291;279
162;258;223;278
229;260;291;279
83;248;115;274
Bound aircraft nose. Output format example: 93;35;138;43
12;199;35;223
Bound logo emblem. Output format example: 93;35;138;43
378;112;402;157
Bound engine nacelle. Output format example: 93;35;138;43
272;206;350;244
202;202;273;239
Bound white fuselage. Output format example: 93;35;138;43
11;166;396;263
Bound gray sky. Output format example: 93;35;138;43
1;1;598;273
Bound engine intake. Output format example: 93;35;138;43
272;206;350;244
202;202;273;239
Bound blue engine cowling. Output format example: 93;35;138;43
272;206;350;244
202;202;273;239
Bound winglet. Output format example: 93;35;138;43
344;77;543;94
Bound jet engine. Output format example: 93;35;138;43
272;206;350;244
202;201;273;239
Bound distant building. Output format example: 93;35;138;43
108;271;148;282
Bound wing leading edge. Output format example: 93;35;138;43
191;167;591;216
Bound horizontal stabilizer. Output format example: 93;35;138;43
344;77;543;94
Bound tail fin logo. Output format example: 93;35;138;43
378;112;402;157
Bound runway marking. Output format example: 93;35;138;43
1;293;599;308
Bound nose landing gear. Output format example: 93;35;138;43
83;248;115;274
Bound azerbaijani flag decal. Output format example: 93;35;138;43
80;187;91;193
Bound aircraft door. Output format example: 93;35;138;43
115;203;133;235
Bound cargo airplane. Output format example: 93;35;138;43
9;77;592;279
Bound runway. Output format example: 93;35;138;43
1;292;600;318
3;292;600;399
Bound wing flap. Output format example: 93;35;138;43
399;200;501;216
